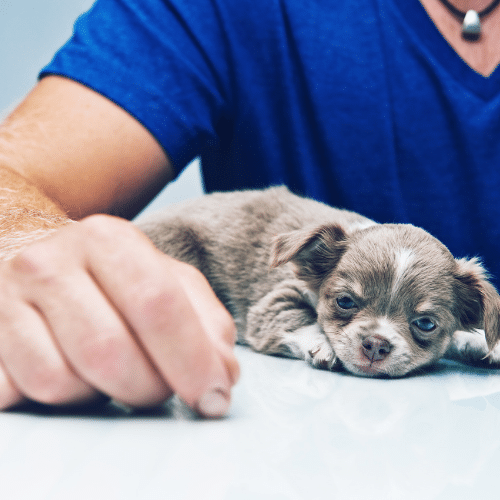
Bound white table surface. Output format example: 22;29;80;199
1;345;499;500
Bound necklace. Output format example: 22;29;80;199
437;0;500;40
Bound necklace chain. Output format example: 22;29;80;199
437;0;500;39
438;0;500;18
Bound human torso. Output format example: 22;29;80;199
41;0;500;280
200;0;500;281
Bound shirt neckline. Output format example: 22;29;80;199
388;0;500;100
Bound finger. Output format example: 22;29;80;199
37;272;172;407
9;248;172;407
83;217;236;417
174;261;240;386
96;256;233;416
0;300;96;406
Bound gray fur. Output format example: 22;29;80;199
136;187;500;377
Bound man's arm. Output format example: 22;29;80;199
0;76;239;416
0;75;172;220
0;167;70;260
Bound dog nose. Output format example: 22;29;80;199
361;336;392;362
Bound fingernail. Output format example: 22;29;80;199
197;388;231;418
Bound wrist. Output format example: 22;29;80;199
0;209;73;260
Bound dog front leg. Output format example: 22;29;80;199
244;280;337;370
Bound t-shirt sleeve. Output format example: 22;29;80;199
40;0;233;174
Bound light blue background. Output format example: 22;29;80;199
0;0;203;217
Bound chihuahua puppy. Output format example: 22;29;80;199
136;187;500;377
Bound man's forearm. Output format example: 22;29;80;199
0;77;172;221
0;166;72;260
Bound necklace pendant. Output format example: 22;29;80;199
462;10;481;40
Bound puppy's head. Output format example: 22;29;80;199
271;223;500;377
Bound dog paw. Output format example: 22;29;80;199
307;343;336;370
282;323;337;371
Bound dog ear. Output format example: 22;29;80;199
453;257;500;349
270;224;348;290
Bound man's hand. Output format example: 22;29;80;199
0;76;239;416
0;215;239;417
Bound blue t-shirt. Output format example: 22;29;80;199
40;0;500;281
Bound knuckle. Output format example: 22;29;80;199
81;214;136;241
80;214;113;233
81;215;149;261
136;285;181;330
11;243;61;283
80;214;117;242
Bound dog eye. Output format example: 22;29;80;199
413;318;436;332
336;295;357;310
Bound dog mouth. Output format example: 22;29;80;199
353;364;380;375
341;356;414;378
350;363;386;377
338;356;390;377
